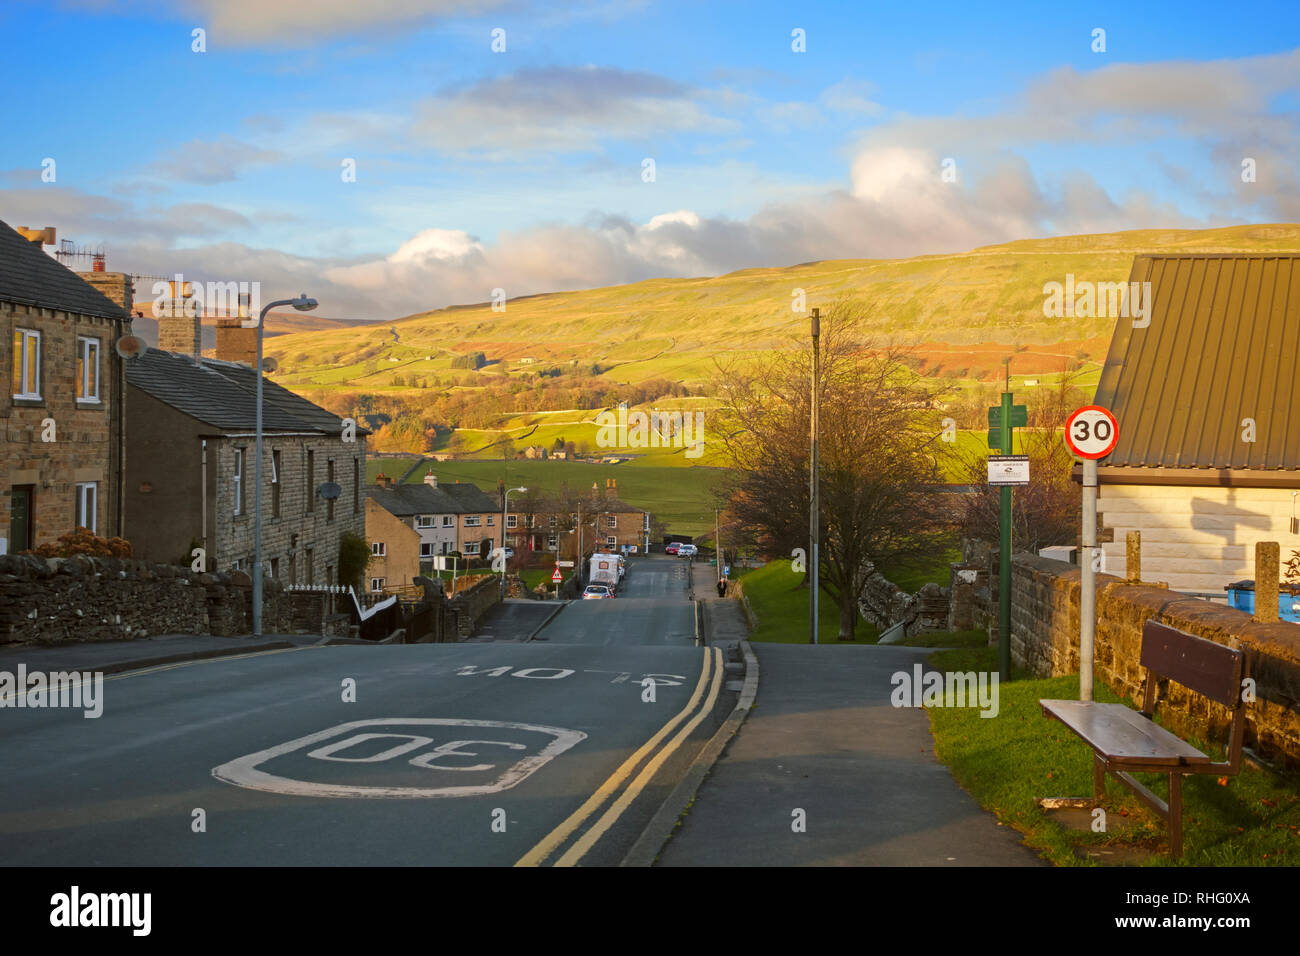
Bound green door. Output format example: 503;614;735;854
10;485;33;552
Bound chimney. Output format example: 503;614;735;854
591;481;599;499
158;282;201;359
376;473;392;489
215;316;257;365
423;471;438;488
16;226;55;246
76;271;134;321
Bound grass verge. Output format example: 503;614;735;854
925;647;1300;866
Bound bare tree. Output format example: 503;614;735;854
713;301;953;639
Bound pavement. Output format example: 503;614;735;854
0;632;309;676
655;571;1044;867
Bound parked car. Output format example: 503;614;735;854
664;542;681;555
583;584;614;600
677;543;698;557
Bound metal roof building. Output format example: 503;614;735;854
1093;254;1300;484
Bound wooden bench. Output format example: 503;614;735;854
1039;620;1247;857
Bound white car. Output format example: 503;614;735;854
583;585;614;600
678;544;698;557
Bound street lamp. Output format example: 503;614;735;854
500;486;527;598
252;294;317;638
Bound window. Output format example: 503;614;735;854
525;514;536;528
233;448;244;515
270;557;279;580
487;515;494;526
463;541;480;555
506;514;518;529
442;515;454;528
76;337;100;402
74;482;97;535
327;459;336;520
305;449;315;513
464;516;481;527
548;515;557;528
12;329;40;399
370;577;386;593
417;515;435;528
372;542;386;556
420;542;434;558
271;450;281;517
606;536;617;547
231;558;242;571
304;548;314;585
607;516;618;529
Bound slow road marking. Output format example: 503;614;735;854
212;718;586;798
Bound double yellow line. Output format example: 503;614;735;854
515;645;723;867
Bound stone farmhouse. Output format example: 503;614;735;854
1091;254;1300;593
123;316;368;585
1;221;131;554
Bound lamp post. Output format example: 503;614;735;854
251;294;317;638
500;485;526;598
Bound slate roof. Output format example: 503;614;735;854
1093;255;1300;471
126;347;353;435
368;483;461;517
0;219;124;319
438;482;502;513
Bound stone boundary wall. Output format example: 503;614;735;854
1011;552;1300;768
450;574;503;639
0;553;347;643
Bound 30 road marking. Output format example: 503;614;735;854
212;718;586;798
514;647;715;867
555;647;723;866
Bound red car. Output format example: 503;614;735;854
664;542;681;555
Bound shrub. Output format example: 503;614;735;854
338;532;372;593
28;527;133;559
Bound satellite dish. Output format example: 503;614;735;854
115;334;144;359
318;482;342;500
262;357;278;372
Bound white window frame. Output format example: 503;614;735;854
233;448;244;515
370;577;386;593
606;536;617;547
74;482;97;535
420;542;434;558
12;328;40;399
463;540;480;556
506;514;518;529
77;336;100;402
464;515;481;527
548;515;558;528
417;515;435;528
606;516;618;529
442;515;454;527
487;515;495;526
371;541;386;557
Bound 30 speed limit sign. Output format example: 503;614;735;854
1065;405;1119;459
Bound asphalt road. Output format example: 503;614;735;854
0;553;723;866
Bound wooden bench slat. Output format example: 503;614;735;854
1040;700;1210;766
1140;620;1243;707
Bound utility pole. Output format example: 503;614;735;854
809;307;820;645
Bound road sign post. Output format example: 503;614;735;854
1064;405;1119;703
988;394;1027;682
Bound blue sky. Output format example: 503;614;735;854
1;0;1297;318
